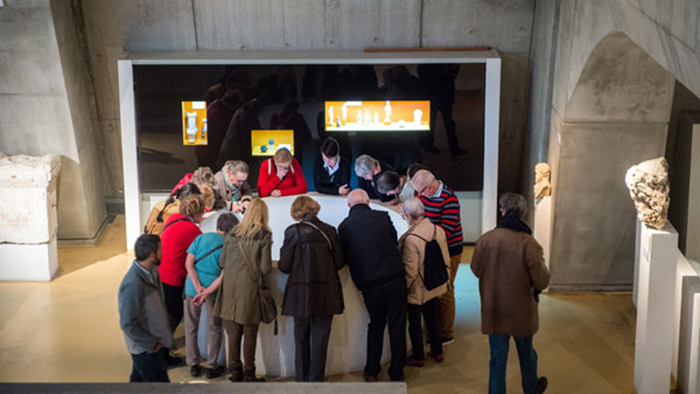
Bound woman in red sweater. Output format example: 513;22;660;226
257;148;308;197
160;194;206;330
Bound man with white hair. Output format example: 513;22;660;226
410;169;463;344
354;154;395;202
338;189;407;382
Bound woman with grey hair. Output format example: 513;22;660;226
398;197;451;366
354;154;394;202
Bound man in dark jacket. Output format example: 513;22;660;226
118;234;172;382
279;196;344;382
338;189;406;382
470;193;550;394
313;137;351;196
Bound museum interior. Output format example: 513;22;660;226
1;1;700;393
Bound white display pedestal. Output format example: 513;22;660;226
634;221;678;394
533;196;552;272
678;269;700;394
0;154;61;281
196;194;408;376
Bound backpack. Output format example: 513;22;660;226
408;226;449;290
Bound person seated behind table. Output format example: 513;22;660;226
258;148;308;198
399;197;451;366
213;198;272;382
183;213;239;380
278;196;344;382
214;160;253;212
143;183;201;236
171;167;217;195
159;195;206;332
354;154;394;202
313;137;351;196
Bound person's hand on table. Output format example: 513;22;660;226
271;190;282;197
231;201;244;213
338;184;350;195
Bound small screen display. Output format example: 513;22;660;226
324;100;431;132
181;101;208;146
251;129;294;156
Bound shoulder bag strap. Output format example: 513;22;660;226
162;217;187;233
195;244;223;266
301;221;333;250
236;238;263;285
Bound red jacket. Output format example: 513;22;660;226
159;213;202;286
257;158;308;197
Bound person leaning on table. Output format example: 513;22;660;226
257;148;308;198
279;196;344;382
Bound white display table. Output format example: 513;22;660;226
196;193;408;377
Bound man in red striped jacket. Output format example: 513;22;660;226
410;170;463;345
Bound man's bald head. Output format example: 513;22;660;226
347;189;370;208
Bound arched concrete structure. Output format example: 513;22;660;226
547;32;675;290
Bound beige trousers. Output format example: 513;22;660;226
439;253;462;338
184;295;223;368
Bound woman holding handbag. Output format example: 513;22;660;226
278;196;344;382
213;198;272;382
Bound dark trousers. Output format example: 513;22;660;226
162;283;184;331
407;298;442;360
423;103;461;154
223;320;259;371
293;315;333;382
362;279;407;381
130;348;169;382
488;335;539;394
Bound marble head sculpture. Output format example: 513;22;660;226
533;163;551;199
624;157;670;229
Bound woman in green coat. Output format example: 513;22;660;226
214;198;272;382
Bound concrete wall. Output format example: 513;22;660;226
548;31;675;289
78;0;537;200
526;0;700;289
0;0;106;240
522;0;561;223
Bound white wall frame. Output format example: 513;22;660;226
118;51;502;249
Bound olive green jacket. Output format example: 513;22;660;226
213;228;272;324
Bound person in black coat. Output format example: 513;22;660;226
337;189;406;382
313;137;351;196
278;196;344;382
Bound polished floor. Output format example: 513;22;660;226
0;216;636;393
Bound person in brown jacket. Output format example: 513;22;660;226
398;198;450;366
278;196;344;382
470;193;550;394
213;198;272;382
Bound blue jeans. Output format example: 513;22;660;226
488;335;538;394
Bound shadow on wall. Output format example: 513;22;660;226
548;32;675;290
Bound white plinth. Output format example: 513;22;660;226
678;272;700;394
634;221;678;394
0;154;61;282
533;196;552;273
197;194;409;376
0;239;58;281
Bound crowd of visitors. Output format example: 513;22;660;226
119;139;549;393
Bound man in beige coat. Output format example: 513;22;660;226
470;193;549;394
399;198;451;366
